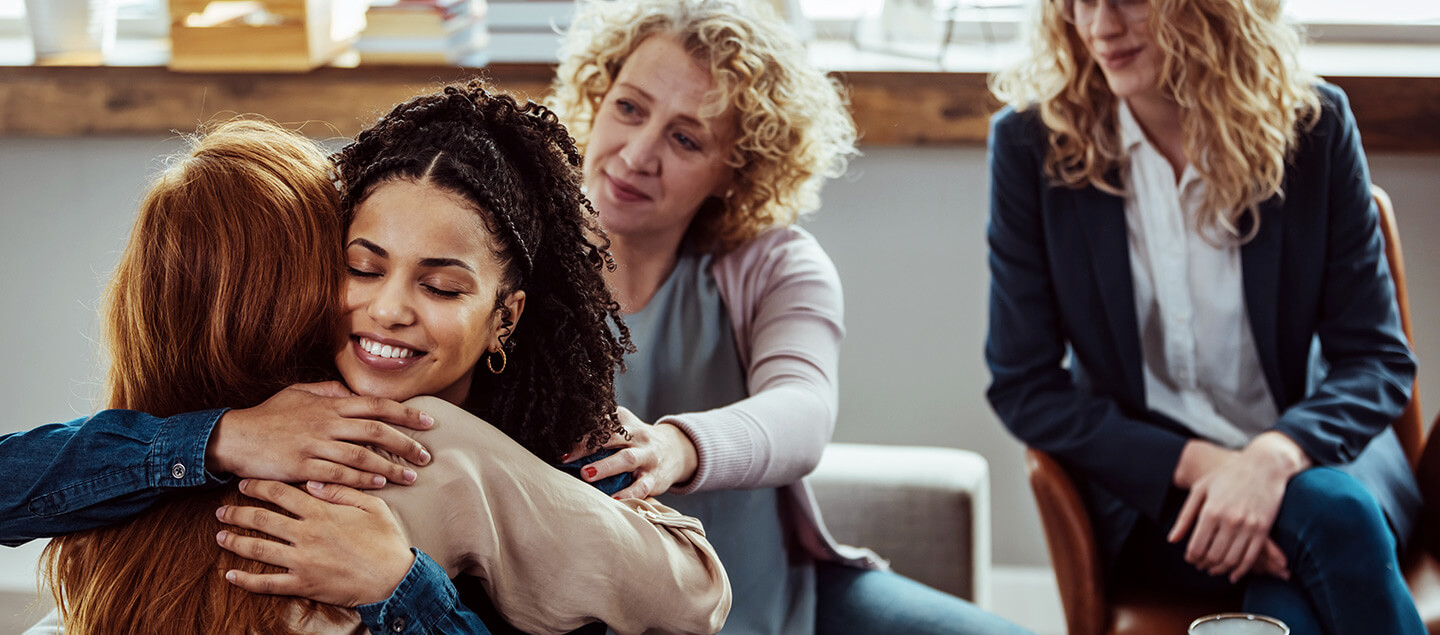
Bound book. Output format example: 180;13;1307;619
357;0;488;65
486;0;575;30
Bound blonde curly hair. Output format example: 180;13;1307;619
990;0;1320;242
549;0;858;253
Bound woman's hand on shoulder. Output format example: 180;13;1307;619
206;382;434;489
215;479;414;607
568;407;698;499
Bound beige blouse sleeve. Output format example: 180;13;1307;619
374;396;730;635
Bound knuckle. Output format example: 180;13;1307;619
364;419;386;441
347;443;370;465
365;396;388;414
248;538;270;561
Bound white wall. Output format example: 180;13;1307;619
2;138;1438;572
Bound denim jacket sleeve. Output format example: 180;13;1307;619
356;549;491;635
0;408;230;546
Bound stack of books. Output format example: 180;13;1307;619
356;0;489;65
483;0;575;63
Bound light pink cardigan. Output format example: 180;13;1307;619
661;225;886;570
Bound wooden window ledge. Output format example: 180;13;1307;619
0;61;1436;152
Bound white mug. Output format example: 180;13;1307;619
1189;613;1290;635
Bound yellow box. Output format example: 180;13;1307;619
169;0;367;72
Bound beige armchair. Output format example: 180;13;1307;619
809;443;992;606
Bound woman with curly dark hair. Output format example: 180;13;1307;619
328;81;631;461
21;84;727;635
210;81;728;634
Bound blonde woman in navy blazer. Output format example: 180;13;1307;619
984;0;1423;632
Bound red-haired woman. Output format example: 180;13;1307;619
13;90;727;634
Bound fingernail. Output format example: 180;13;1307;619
403;469;417;484
238;479;249;492
215;506;227;520
226;570;237;582
420;412;435;428
307;481;324;492
217;530;229;543
419;448;432;464
560;453;571;463
372;475;386;488
583;466;597;479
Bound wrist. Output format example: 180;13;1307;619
658;422;698;485
358;548;417;607
205;411;235;475
1246;431;1312;479
1174;439;1230;488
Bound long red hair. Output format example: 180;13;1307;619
41;119;350;634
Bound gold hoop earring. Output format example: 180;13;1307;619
487;348;507;374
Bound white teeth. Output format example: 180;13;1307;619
359;338;416;359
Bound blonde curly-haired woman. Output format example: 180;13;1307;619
547;1;1030;633
985;0;1423;632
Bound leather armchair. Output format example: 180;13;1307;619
1025;185;1440;634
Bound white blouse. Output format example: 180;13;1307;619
1118;100;1278;449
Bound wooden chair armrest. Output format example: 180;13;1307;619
1026;448;1109;635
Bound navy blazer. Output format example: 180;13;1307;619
984;84;1421;566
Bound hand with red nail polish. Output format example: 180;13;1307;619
575;407;697;500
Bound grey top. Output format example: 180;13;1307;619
617;251;816;635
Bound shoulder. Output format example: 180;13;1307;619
400;396;509;447
731;224;827;261
1313;81;1349;116
1304;82;1354;140
711;225;842;327
716;225;837;286
989;105;1049;150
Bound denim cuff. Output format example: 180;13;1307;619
356;549;473;634
149;408;231;488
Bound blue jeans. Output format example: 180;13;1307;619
1115;467;1423;635
814;562;1034;634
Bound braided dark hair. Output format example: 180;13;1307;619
333;80;631;460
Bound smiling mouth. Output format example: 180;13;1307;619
606;173;651;201
356;336;421;359
1100;46;1143;67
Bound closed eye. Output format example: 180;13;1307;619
347;266;381;279
422;284;463;298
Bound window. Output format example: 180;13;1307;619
799;0;1440;45
0;0;168;38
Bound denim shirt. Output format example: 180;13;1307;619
1;410;630;635
0;408;231;546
